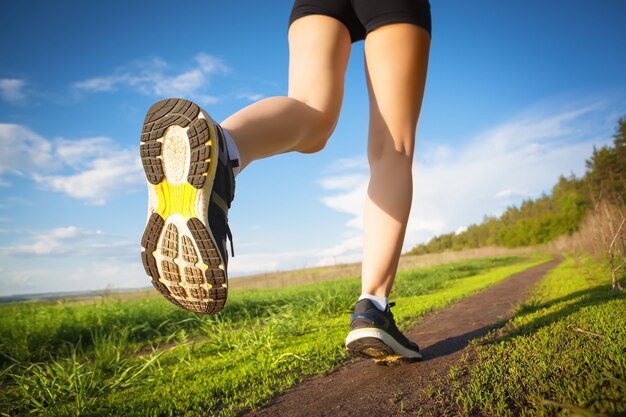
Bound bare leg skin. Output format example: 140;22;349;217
360;24;431;297
221;18;429;299
221;15;351;170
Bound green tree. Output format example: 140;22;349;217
586;117;626;206
407;114;625;284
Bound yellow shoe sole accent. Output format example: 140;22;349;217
154;180;199;220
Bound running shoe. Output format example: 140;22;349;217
345;299;422;365
140;98;236;314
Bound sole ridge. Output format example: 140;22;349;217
187;118;212;189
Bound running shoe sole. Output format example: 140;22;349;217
140;98;227;314
346;328;422;366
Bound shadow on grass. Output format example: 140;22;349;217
418;285;624;360
418;257;626;361
487;283;625;344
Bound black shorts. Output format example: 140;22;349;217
289;0;431;43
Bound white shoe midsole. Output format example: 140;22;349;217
345;328;422;359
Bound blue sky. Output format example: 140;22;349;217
1;1;625;295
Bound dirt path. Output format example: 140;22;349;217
242;257;562;417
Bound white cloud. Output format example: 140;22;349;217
316;101;614;260
54;137;114;165
0;124;143;204
228;245;357;276
34;146;143;205
0;124;56;176
0;78;26;104
495;189;513;198
1;226;82;256
236;92;264;102
318;173;368;191
0;226;136;258
4;271;35;291
73;53;228;105
0;259;146;296
314;234;363;266
61;260;145;288
324;156;369;173
229;253;282;275
321;184;366;228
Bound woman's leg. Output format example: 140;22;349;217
361;23;431;297
221;15;352;170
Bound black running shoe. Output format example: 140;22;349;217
140;98;236;314
345;299;422;365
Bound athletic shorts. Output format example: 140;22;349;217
289;0;432;43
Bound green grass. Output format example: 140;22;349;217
0;255;548;416
446;255;626;417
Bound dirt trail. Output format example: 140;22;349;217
242;257;562;417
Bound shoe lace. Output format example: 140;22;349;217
218;125;236;259
226;221;234;257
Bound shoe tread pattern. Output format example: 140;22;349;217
187;118;212;189
188;217;227;314
141;214;185;310
140;98;200;185
346;336;420;366
140;98;227;314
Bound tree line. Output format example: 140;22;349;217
408;116;626;279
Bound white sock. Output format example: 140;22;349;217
358;294;388;311
222;128;241;177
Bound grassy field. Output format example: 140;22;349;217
436;255;626;416
0;254;549;416
231;246;534;290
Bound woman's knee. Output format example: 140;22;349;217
297;108;340;154
368;121;416;162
